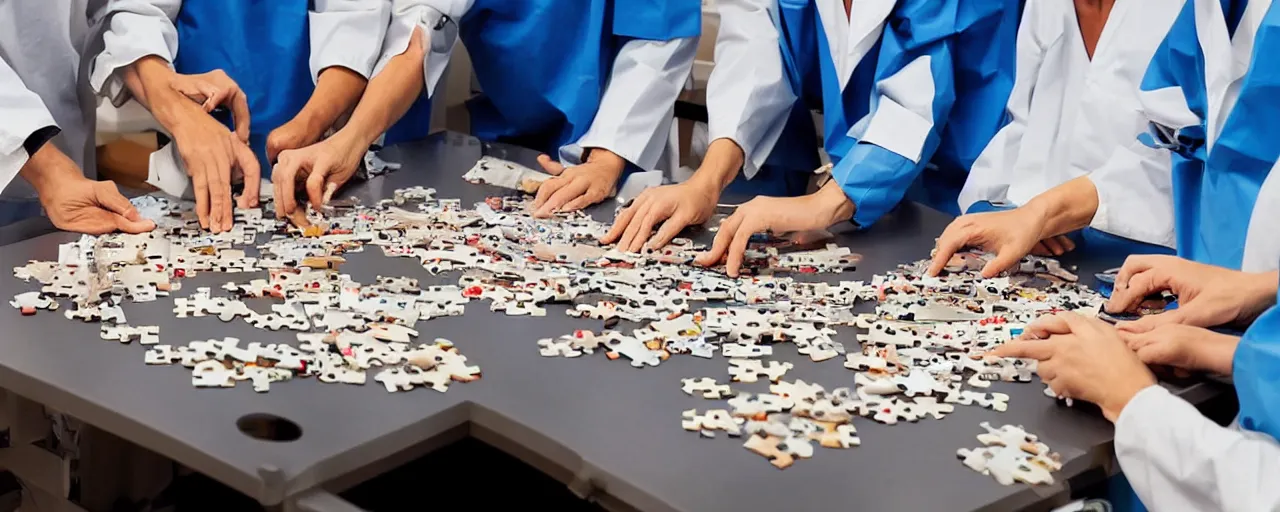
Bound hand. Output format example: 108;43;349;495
266;117;326;164
1030;235;1076;257
167;70;251;142
602;179;719;252
530;150;625;218
989;312;1156;422
1119;324;1240;376
695;181;854;277
272;133;366;219
1106;255;1277;333
928;206;1052;278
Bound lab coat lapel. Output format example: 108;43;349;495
844;0;895;91
1216;0;1272;141
815;0;848;89
1087;0;1132;63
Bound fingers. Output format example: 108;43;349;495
1116;309;1186;334
987;338;1056;361
113;212;156;234
1035;359;1059;382
627;207;664;253
171;79;218;106
537;154;567;176
558;188;606;213
1106;266;1172;314
1056;235;1076;252
927;223;971;276
1054;310;1111;336
1114;255;1163;290
93;181;141;219
227;86;251;142
602;200;642;244
272;152;303;219
234;141;260;208
697;213;743;268
1022;314;1072;339
980;247;1026;279
1134;343;1175;367
535;178;590;218
724;217;762;278
1041;236;1065;256
305;160;332;211
1030;242;1051;257
191;164;211;230
207;146;233;232
531;176;569;212
649;214;690;250
618;202;653;252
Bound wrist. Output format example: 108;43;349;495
816;181;854;225
584;148;627;177
1101;378;1157;423
20;144;82;196
1019;199;1053;238
700;138;746;191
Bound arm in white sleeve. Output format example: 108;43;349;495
373;0;474;97
1116;385;1280;511
956;1;1044;213
310;0;393;81
0;59;58;187
562;36;697;170
1086;140;1176;248
704;0;796;179
89;0;180;105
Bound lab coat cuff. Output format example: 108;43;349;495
859;98;932;165
309;3;391;80
90;23;176;101
705;130;762;181
374;5;455;96
146;142;192;200
1115;385;1176;443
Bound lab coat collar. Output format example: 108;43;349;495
816;0;894;92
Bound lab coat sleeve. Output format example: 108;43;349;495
832;0;958;227
956;1;1043;213
373;0;476;98
562;36;697;171
0;58;59;189
1087;139;1177;248
310;0;393;80
703;0;798;179
1116;385;1280;511
88;0;181;106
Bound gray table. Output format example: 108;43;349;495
0;132;1228;512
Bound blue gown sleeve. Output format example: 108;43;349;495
831;0;959;227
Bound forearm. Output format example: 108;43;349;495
687;139;747;192
1022;176;1100;239
814;179;856;226
127;55;186;127
332;27;426;149
293;67;368;135
19;142;80;195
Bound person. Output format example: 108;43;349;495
91;0;399;233
271;0;699;222
682;0;1019;277
1132;0;1280;271
0;0;157;244
927;0;1181;278
992;256;1280;510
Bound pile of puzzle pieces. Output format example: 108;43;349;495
958;422;1063;485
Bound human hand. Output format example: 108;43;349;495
530;150;625;218
1030;235;1077;257
271;133;366;220
927;206;1053;278
695;181;854;277
602;179;719;252
988;312;1157;422
1119;324;1240;376
1106;255;1276;333
26;147;155;235
166;70;251;142
266;117;326;164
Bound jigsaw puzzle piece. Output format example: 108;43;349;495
681;409;744;438
680;377;733;399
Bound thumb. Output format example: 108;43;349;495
94;182;141;219
1117;308;1186;334
980;248;1022;279
537;154;566;176
114;213;156;234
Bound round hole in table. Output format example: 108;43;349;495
236;413;303;442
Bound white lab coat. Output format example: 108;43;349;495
1243;164;1280;272
704;0;798;180
378;0;696;175
88;0;391;200
958;0;1178;249
0;0;101;200
1116;385;1280;510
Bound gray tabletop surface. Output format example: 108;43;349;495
0;132;1229;511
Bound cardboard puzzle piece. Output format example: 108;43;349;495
945;390;1010;412
537;337;582;358
65;301;125;324
769;380;826;403
722;343;772;358
727;359;793;383
10;291;57;315
806;420;861;449
681;409;744;438
743;433;814;470
958;422;1063;486
605;335;665;368
100;324;159;345
680;377;733;399
728;392;795;420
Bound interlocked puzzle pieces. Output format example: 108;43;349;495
957;422;1063;485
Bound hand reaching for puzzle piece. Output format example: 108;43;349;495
1106;255;1277;333
1119;324;1240;376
